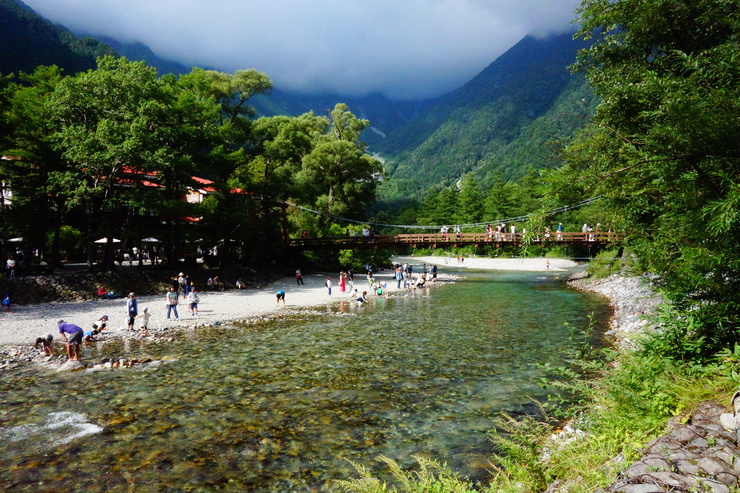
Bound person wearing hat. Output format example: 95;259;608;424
97;315;109;331
58;320;83;361
126;292;138;330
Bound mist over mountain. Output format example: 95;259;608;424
0;0;113;76
1;0;596;201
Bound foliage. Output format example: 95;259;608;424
547;0;740;357
1;57;382;268
377;33;595;199
335;454;476;493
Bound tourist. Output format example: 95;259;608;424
356;291;368;303
83;329;100;343
126;292;138;330
432;265;438;281
136;307;151;334
295;268;304;285
35;334;54;356
235;279;246;289
326;277;332;296
2;289;11;311
187;287;200;316
97;315;109;331
97;286;116;299
339;272;346;292
395;267;403;288
276;289;286;306
57;319;83;361
178;272;188;294
166;286;179;320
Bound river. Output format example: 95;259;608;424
0;268;610;491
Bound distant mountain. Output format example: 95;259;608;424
0;0;595;200
96;36;192;77
0;0;114;76
375;33;597;198
251;90;440;146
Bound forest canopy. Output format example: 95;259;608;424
0;57;382;268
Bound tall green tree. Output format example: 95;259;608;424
299;104;383;221
48;56;223;267
552;0;740;354
456;174;483;224
2;66;66;263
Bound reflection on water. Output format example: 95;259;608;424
0;270;610;491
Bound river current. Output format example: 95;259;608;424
0;268;610;491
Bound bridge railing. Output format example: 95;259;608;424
286;232;618;249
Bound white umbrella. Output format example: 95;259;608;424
94;237;121;244
7;237;23;242
141;237;160;243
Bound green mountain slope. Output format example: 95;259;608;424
0;0;114;76
376;33;595;198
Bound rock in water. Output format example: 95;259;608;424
57;360;84;372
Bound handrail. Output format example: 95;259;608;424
286;232;618;249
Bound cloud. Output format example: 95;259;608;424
22;0;581;100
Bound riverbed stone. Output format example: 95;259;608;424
56;360;84;372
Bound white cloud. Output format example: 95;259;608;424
22;0;581;99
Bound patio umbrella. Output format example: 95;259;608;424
94;237;121;244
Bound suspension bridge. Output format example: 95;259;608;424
285;231;618;250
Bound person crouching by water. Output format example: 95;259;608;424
276;289;286;306
83;328;100;343
356;291;368;303
35;334;54;356
57;320;83;361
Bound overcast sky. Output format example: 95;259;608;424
22;0;582;100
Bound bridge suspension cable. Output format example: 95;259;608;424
283;196;602;231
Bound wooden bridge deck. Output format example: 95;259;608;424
286;232;618;250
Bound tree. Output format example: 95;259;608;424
48;57;223;268
456;174;482;224
1;66;67;263
553;0;740;355
299;104;383;221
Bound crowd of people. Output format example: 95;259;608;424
27;263;439;363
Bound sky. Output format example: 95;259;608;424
22;0;582;100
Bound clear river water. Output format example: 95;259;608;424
0;268;611;492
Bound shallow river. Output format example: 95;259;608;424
0;268;610;491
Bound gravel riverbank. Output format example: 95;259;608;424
566;273;740;493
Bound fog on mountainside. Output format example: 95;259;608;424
1;0;595;203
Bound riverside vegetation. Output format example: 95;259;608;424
337;0;740;489
2;0;740;490
337;256;740;492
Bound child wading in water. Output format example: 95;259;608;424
136;307;151;335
